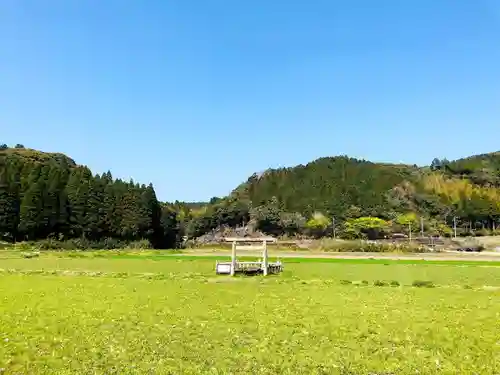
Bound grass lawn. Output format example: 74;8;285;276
0;252;499;374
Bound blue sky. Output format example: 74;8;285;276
1;0;500;202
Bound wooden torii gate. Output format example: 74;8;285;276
215;237;283;276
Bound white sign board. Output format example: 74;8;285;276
216;264;232;274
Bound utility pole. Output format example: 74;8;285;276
332;216;336;239
453;217;457;239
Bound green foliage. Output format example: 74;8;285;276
5;145;500;244
244;156;418;218
187;151;500;240
185;197;250;239
0;165;19;241
304;212;331;238
29;238;154;251
343;217;390;240
279;212;306;237
125;239;153;249
0;147;179;248
21;251;40;258
310;238;427;253
412;280;436;288
395;212;419;226
250;197;283;236
445;152;500;186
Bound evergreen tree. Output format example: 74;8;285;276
120;182;141;240
0;168;18;240
19;168;43;240
158;206;180;248
84;175;105;240
138;183;162;242
103;181;119;238
66;167;91;237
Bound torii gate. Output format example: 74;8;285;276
215;237;283;276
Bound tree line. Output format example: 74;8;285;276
2;145;500;247
185;154;500;240
0;146;180;248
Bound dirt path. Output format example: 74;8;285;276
180;250;500;261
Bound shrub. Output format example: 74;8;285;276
14;242;40;251
475;229;492;237
99;238;125;250
491;229;500;236
373;280;388;287
125;239;152;250
412;280;435;288
37;239;65;250
339;279;352;285
0;241;12;250
319;239;428;253
390;280;400;287
16;238;154;251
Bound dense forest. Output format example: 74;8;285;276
187;152;500;240
0;145;180;248
2;144;500;247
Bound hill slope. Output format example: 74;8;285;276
0;145;179;247
242;156;421;217
187;152;500;238
440;151;500;186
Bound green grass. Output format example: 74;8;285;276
0;254;499;374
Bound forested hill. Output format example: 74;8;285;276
440;152;500;186
187;152;500;239
2;144;500;245
243;157;420;218
0;145;179;248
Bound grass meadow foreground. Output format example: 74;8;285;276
0;252;499;374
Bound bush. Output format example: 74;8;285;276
21;251;40;258
390;280;400;287
37;239;66;250
125;239;152;250
318;239;428;253
475;229;492;237
14;242;39;251
412;280;435;288
373;280;388;287
0;241;12;250
339;279;352;285
19;238;153;251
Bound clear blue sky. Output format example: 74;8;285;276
1;1;499;202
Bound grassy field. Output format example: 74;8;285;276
1;252;499;374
